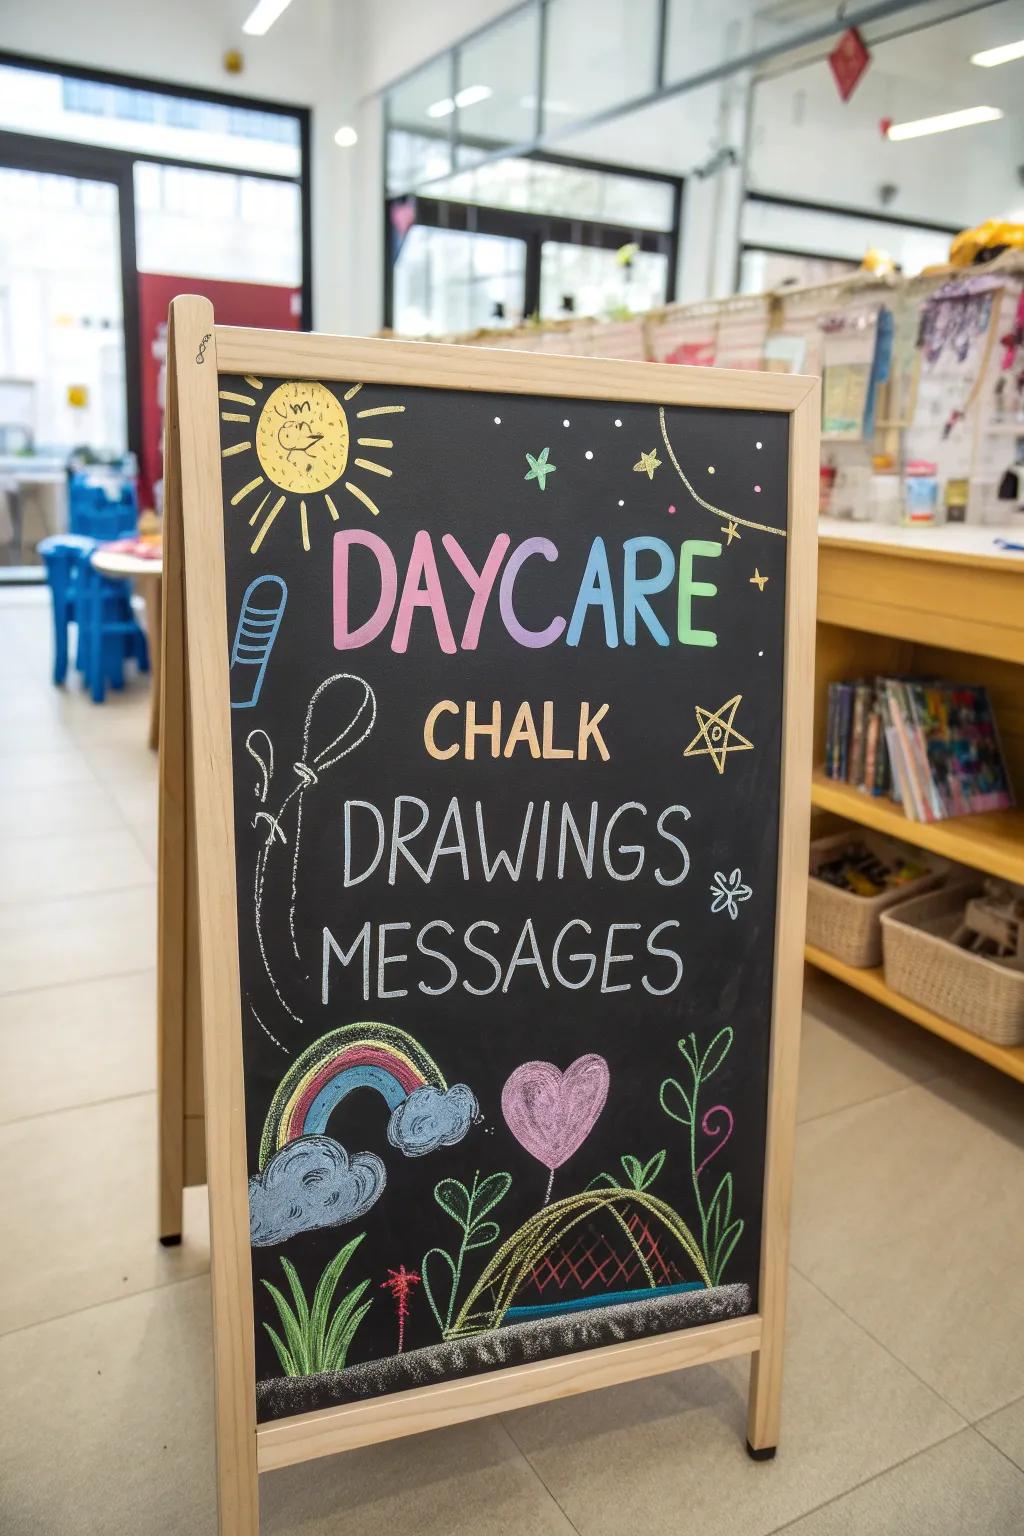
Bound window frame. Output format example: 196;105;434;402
384;147;682;332
0;50;313;471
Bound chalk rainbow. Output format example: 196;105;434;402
258;1022;448;1169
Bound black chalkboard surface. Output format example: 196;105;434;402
216;371;790;1425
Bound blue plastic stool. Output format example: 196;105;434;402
68;479;138;541
77;558;150;703
37;534;98;685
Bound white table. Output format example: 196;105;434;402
90;547;164;749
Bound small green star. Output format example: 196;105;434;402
524;446;556;491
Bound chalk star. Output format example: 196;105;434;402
750;568;768;590
724;519;741;545
683;693;754;775
524;446;556;490
633;448;662;479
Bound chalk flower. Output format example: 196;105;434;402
710;868;752;920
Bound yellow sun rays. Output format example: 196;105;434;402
230;475;264;506
344;481;380;517
250;495;285;554
220;379;403;552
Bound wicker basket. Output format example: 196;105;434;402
806;830;946;968
881;883;1024;1046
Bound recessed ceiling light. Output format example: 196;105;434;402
426;84;492;118
334;125;358;148
242;0;293;37
885;105;1003;140
971;38;1024;68
455;84;493;110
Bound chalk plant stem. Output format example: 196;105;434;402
444;1169;477;1331
544;1167;554;1206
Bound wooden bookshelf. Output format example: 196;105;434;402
805;944;1024;1084
809;527;1024;1082
811;769;1024;886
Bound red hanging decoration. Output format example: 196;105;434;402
829;26;871;102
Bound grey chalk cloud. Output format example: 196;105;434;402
249;1134;386;1246
387;1083;479;1158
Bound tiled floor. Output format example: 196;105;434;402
2;585;1023;1534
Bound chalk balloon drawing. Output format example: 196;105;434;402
252;673;376;1028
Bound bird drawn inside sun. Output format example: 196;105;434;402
219;377;405;555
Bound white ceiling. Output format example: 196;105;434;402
556;0;1024;223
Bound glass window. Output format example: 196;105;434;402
0;63;300;177
455;5;540;149
387;56;455;148
393;226;527;337
739;199;952;280
543;0;660;130
665;0;758;85
540;241;669;320
134;162;302;285
0;168;125;569
386;129;455;196
423;156;676;232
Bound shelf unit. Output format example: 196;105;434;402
810;770;1024;885
807;529;1024;1081
805;944;1024;1083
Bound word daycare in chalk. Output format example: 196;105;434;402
333;530;723;654
319;526;730;1008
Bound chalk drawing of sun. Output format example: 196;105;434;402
220;377;405;555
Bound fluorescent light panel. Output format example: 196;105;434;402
242;0;293;37
971;38;1024;67
425;84;493;118
886;105;1003;140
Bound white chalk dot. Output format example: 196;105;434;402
614;418;622;427
756;440;763;450
758;650;764;657
707;465;716;475
754;484;762;493
562;418;571;427
585;450;594;460
618;499;624;507
493;416;501;425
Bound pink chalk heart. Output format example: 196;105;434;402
501;1055;610;1171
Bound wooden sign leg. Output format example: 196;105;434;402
169;295;260;1534
746;381;818;1459
157;318;188;1247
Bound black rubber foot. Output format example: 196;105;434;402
159;1234;182;1247
746;1441;777;1462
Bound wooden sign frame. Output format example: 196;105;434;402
159;294;818;1534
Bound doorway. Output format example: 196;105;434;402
0;142;135;577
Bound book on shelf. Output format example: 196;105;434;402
823;675;1014;821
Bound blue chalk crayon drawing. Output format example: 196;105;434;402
230;575;288;709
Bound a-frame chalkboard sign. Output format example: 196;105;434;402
160;295;817;1532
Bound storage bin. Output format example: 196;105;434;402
881;883;1024;1046
806;830;946;968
